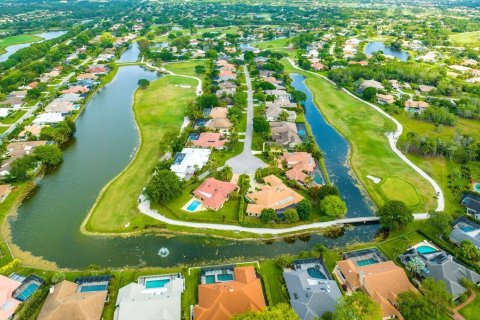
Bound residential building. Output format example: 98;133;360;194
279;152;317;185
170;148;211;180
0;275;22;320
399;241;480;299
205;118;233;132
334;256;416;319
404;100;429;113
114;274;185;320
37;280;107;320
265;107;296;122
376;94;395;105
270;122;302;149
193;178;238;211
246;175;304;216
18;125;46;140
449;217;480;249
87;65;108;75
264;89;291;100
33;113;65;125
460;193;480;219
266;100;297;109
45;100;75;114
56;93;83;103
284;258;342;320
76;73;98;81
193;266;266;320
357;79;384;93
418;85;435;93
191;132;228;149
1;141;49;175
209;107;229;119
62;86;89;94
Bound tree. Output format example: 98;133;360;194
319;195;347;218
421;278;453;318
196;93;218;109
260;208;276;223
405;256;426;275
459;240;480;262
145;170;182;203
377;200;413;230
398;291;434;320
310;185;339;201
138;79;150;89
283;208;299;223
296;199;313;221
34;144;62;167
234;303;298;320
253;117;269;133
195;65;206;74
428;211;452;237
335;292;382;320
278;110;290;121
51;272;65;284
99;32;114;47
7;156;38;182
362;87;377;101
214;166;233;182
291;90;307;103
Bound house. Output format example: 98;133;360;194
404;100;429;113
0;140;48;175
0;275;22;320
376;94;395;105
265;107;296;122
311;62;326;71
460;193;480;219
62;86;89;94
170;148;211;180
114;274;185;320
279;152;316;185
334;257;416;319
0;108;11;118
56;93;83;103
218;81;237;90
449;217;480;249
191;132;228;149
33;113;64;125
209;107;229;119
264;89;291;100
205;118;233;132
463;59;478;67
76;73;98;81
45;100;75;115
216;88;236;97
193;178;238;211
87;65;108;75
18;125;46;139
246;175;304;217
193;266;266;320
0;184;12;203
270;122;302;149
418;85;435;93
357;79;384;93
266;100;297;109
37;280;107;320
399;241;480;299
259;70;275;78
284;258;342;320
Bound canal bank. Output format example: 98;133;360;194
0;31;66;62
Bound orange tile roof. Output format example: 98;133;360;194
279;152;316;173
193;177;238;210
192;132;228;149
336;259;417;319
193;266;266;320
210;107;229;119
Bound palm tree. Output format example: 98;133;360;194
312;243;327;257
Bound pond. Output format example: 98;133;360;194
364;41;409;62
117;43;140;63
289;73;375;218
0;31;66;62
7;51;379;269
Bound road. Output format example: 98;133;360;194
225;65;266;175
286;58;444;212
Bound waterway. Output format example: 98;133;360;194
364;41;409;62
0;31;67;62
290;73;375;217
117;43;140;63
7;49;379;270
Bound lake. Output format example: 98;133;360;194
364;41;409;62
0;31;66;62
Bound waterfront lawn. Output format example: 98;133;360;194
258;259;289;305
377;221;426;261
282;60;436;212
0;33;42;54
85;75;198;233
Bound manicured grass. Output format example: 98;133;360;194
165;60;207;79
85;75;197;233
379;178;421;207
0;33;42;54
255;38;295;57
1;110;26;125
282;60;436;212
377;221;427;261
258;259;289;305
459;287;480;320
449;31;480;46
0;126;8;134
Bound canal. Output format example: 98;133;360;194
0;31;66;62
8;48;380;269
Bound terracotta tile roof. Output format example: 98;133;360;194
62;86;89;94
206;118;233;130
193;266;266;320
192;132;228;149
209;107;229;119
246;175;304;214
336;260;417;319
279;152;316;173
193;177;238;210
0;275;21;320
37;280;107;320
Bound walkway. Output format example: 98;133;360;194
225;65;266;175
286;58;444;212
144;62;203;96
453;289;476;320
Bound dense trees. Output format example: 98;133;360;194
7;156;39;182
377;200;413;230
428;211;452;237
40;119;76;145
33;144;63;167
234;303;299;320
253;117;270;133
283;208;299;223
296;199;313;221
319;195;347;218
260;208;276;223
335;292;381;320
145;170;183;203
138;79;150;89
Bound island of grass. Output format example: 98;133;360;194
281;60;437;212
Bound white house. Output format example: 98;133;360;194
170;148;211;180
33;113;64;125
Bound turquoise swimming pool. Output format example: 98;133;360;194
205;275;216;284
15;282;40;302
416;245;437;254
475;183;480;193
307;267;326;279
79;284;108;292
145;278;170;289
186;200;201;212
218;274;234;282
356;258;378;266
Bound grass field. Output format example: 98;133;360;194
1;110;26;125
459;288;480;320
282;60;436;212
85;74;198;233
255;38;295;57
449;31;480;46
0;33;42;54
165;60;207;78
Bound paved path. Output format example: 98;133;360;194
225;65;266;175
145;62;203;96
453;289;476;320
287;58;444;212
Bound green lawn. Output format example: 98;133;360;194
282;60;436;212
258;260;289;305
0;33;42;54
165;60;207;78
255;38;295;57
449;31;480;46
84;74;198;233
1;110;26;125
459;287;480;320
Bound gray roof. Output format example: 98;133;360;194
461;193;480;212
449;217;480;249
283;259;342;320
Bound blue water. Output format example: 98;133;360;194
0;31;66;62
117;43;140;63
416;245;437;254
356;258;378;266
79;284;108;292
460;225;476;232
307;267;326;279
205;275;216;284
218;274;234;281
187;200;201;212
290;74;374;217
475;183;480;193
145;278;170;289
364;42;409;62
15;283;40;302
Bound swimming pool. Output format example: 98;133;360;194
15;282;40;302
205;275;216;284
475;183;480;193
79;284;108;292
416;245;437;254
186;200;201;212
460;225;476;232
307;267;326;279
145;278;170;289
217;274;234;282
356;258;378;266
314;171;323;185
